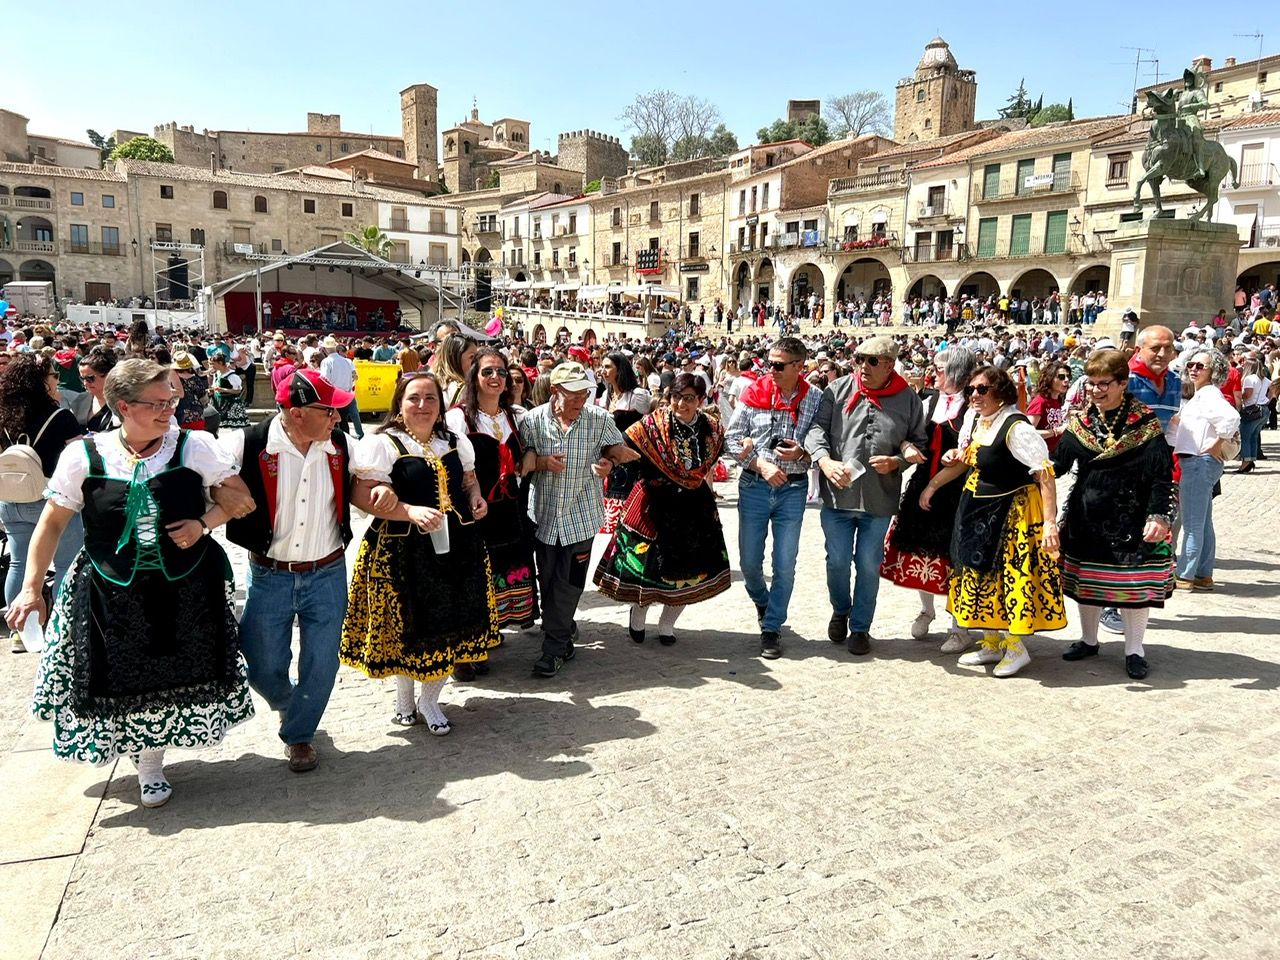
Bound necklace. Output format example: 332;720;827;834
119;431;162;462
1090;400;1127;450
403;423;438;450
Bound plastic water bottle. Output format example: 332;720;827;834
21;612;44;654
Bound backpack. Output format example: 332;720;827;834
0;411;60;503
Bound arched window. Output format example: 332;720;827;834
212;190;228;209
445;137;454;153
254;195;268;213
463;141;471;155
553;182;562;194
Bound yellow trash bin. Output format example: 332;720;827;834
354;360;401;415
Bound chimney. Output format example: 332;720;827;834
1192;55;1212;72
1225;57;1237;67
209;151;216;175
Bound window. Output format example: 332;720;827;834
686;277;700;300
612;206;622;227
395;149;403;158
429;212;445;233
916;88;926;102
232;226;251;244
751;186;758;212
568;213;577;234
553;182;562;194
69;224;89;251
649;200;659;222
923;118;931;129
1044;210;1068;255
568;247;577;267
102;226;120;253
738;190;746;215
612;241;622;265
1260;72;1268;84
463;141;470;154
534;250;542;267
533;217;542;240
429;243;447;266
843;223;858;241
982;163;1001;199
155;222;173;242
254;195;268;213
1015;158;1035;195
1107;153;1130;182
160;185;174;199
189;228;204;245
1215;81;1223;93
341;202;353;217
271;238;282;252
303;198;316;214
976;217;997;257
689;193;700;216
272;164;284;173
1010;213;1032;256
513;216;520;237
761;183;769;210
213;190;228;209
552;250;560;268
101;194;115;208
316;144;323;152
70;192;84;206
688;231;700;258
340;142;349;153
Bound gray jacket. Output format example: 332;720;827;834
804;374;928;516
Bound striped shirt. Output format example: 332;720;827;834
520;402;625;545
724;383;823;476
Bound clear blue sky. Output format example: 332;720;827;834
7;0;1271;153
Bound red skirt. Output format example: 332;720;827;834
879;519;951;595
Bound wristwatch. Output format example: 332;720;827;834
199;518;211;537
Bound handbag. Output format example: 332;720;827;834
1241;404;1266;423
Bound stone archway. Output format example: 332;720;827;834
1237;261;1280;295
0;258;13;285
19;259;55;285
1069;264;1110;297
733;261;752;309
756;258;776;305
908;274;947;299
957;270;1000;300
1010;268;1059;300
514;271;527;283
788;262;823;315
837;257;892;301
475;247;492;263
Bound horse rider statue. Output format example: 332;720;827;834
1176;67;1211;181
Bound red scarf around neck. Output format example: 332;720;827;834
739;376;810;423
845;370;910;413
1128;353;1166;393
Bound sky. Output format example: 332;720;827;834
7;0;1273;154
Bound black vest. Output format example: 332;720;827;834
970;413;1036;498
374;434;469;536
82;432;207;585
225;417;353;557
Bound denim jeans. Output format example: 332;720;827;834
1;500;84;607
737;472;807;633
819;507;892;633
1239;411;1264;461
339;398;365;438
1177;455;1222;580
239;557;347;745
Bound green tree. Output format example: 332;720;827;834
998;79;1036;120
344;225;394;258
756;114;831;146
584;179;602;193
482;169;500;189
107;135;175;163
620;90;735;166
1067;97;1075;120
630;133;668;168
86;129;116;162
1030;103;1073;126
707;123;738;157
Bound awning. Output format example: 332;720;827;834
553;281;581;292
531;280;555;290
491;278;511;290
578;284;608;298
643;284;680;298
508;280;531;291
1226;209;1257;244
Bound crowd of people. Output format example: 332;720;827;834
0;297;1274;811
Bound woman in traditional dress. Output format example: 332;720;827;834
340;372;498;735
880;346;976;652
1053;350;1175;681
207;350;251;430
919;365;1065;678
445;348;538;678
171;351;210;431
596;352;652;535
593;373;731;644
7;359;254;808
430;334;477;408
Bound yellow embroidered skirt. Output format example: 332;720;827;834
947;478;1066;635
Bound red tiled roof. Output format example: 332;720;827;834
1224;109;1280;129
912;117;1130;168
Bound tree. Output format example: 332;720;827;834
756;114;832;147
630;133;668;168
86;129;116;162
1030;103;1073;126
107;135;175;163
584;179;602;193
482;169;500;189
707;123;739;157
1067;97;1075;121
998;79;1036;120
824;91;892;138
620;90;736;165
344;225;394;258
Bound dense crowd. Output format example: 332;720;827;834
0;289;1274;810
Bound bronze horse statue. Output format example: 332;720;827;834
1133;89;1238;220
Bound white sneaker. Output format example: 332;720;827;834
10;632;27;654
994;640;1032;678
910;611;936;640
1099;608;1124;635
940;630;972;654
139;777;173;808
958;646;1003;666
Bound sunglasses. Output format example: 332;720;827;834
964;384;992;397
1055;373;1071;381
81;374;99;384
479;367;509;378
1184;362;1206;372
853;355;882;367
768;360;799;371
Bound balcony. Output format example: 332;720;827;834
828;234;899;254
0;195;55;211
910;200;959;222
771;230;826;250
829;170;906;196
220;240;267;258
472;219;499;234
1234;164;1277;189
65;241;126;256
1245;224;1280;249
971;238;1078;260
973;171;1081;203
903;243;963;263
0;238;57;255
388;218;410;231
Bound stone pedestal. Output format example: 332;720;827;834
1106;219;1239;333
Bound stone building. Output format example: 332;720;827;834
1135;53;1280;122
1211;110;1280;291
441;104;531;193
0;109;100;169
894;37;977;143
556;130;628;183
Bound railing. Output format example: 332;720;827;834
1236;163;1276;188
828;234;899;253
0;238;57;254
1246;224;1280;249
770;230;826;250
388;218;410;231
912;200;957;220
829;170;906;196
472;219;499;233
220;241;267;257
0;196;55;210
64;241;126;256
974;171;1081;203
903;243;964;263
971;238;1074;259
678;244;705;260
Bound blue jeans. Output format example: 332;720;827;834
1;500;83;607
1239;411;1264;461
1177;455;1222;580
737;472;806;633
819;507;892;633
239;557;347;745
339;397;364;438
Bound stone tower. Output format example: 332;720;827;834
556;130;628;183
894;37;977;143
400;83;438;181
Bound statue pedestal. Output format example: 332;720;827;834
1106;219;1239;333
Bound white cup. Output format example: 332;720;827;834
429;517;450;554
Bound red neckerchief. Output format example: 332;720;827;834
845;370;910;413
1128;354;1165;394
739;376;811;423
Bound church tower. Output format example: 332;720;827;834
400;83;438;181
894;38;977;143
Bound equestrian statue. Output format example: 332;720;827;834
1133;66;1239;221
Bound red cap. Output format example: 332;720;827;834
567;345;591;364
276;369;355;410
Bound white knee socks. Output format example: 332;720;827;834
395;676;417;717
415;677;449;726
918;591;935;616
658;604;685;637
1121;608;1149;657
1077;604;1101;646
630;603;647;632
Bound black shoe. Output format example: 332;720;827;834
760;631;782;660
827;614;849;643
532;643;575;678
1125;654;1149;680
473;659;491;676
658;634;677;646
452;662;476;682
755;604;768;627
846;631;871;655
1062;641;1100;661
629;627;645;644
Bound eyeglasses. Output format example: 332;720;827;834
964;384;992;397
81;374;99;384
479;367;509;378
672;392;700;404
768;360;799;371
853;355;882;367
1183;362;1206;372
303;405;340;417
1087;379;1117;390
128;396;180;412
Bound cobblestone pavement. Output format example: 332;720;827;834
2;435;1278;960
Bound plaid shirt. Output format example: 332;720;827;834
520;402;625;545
725;382;823;476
